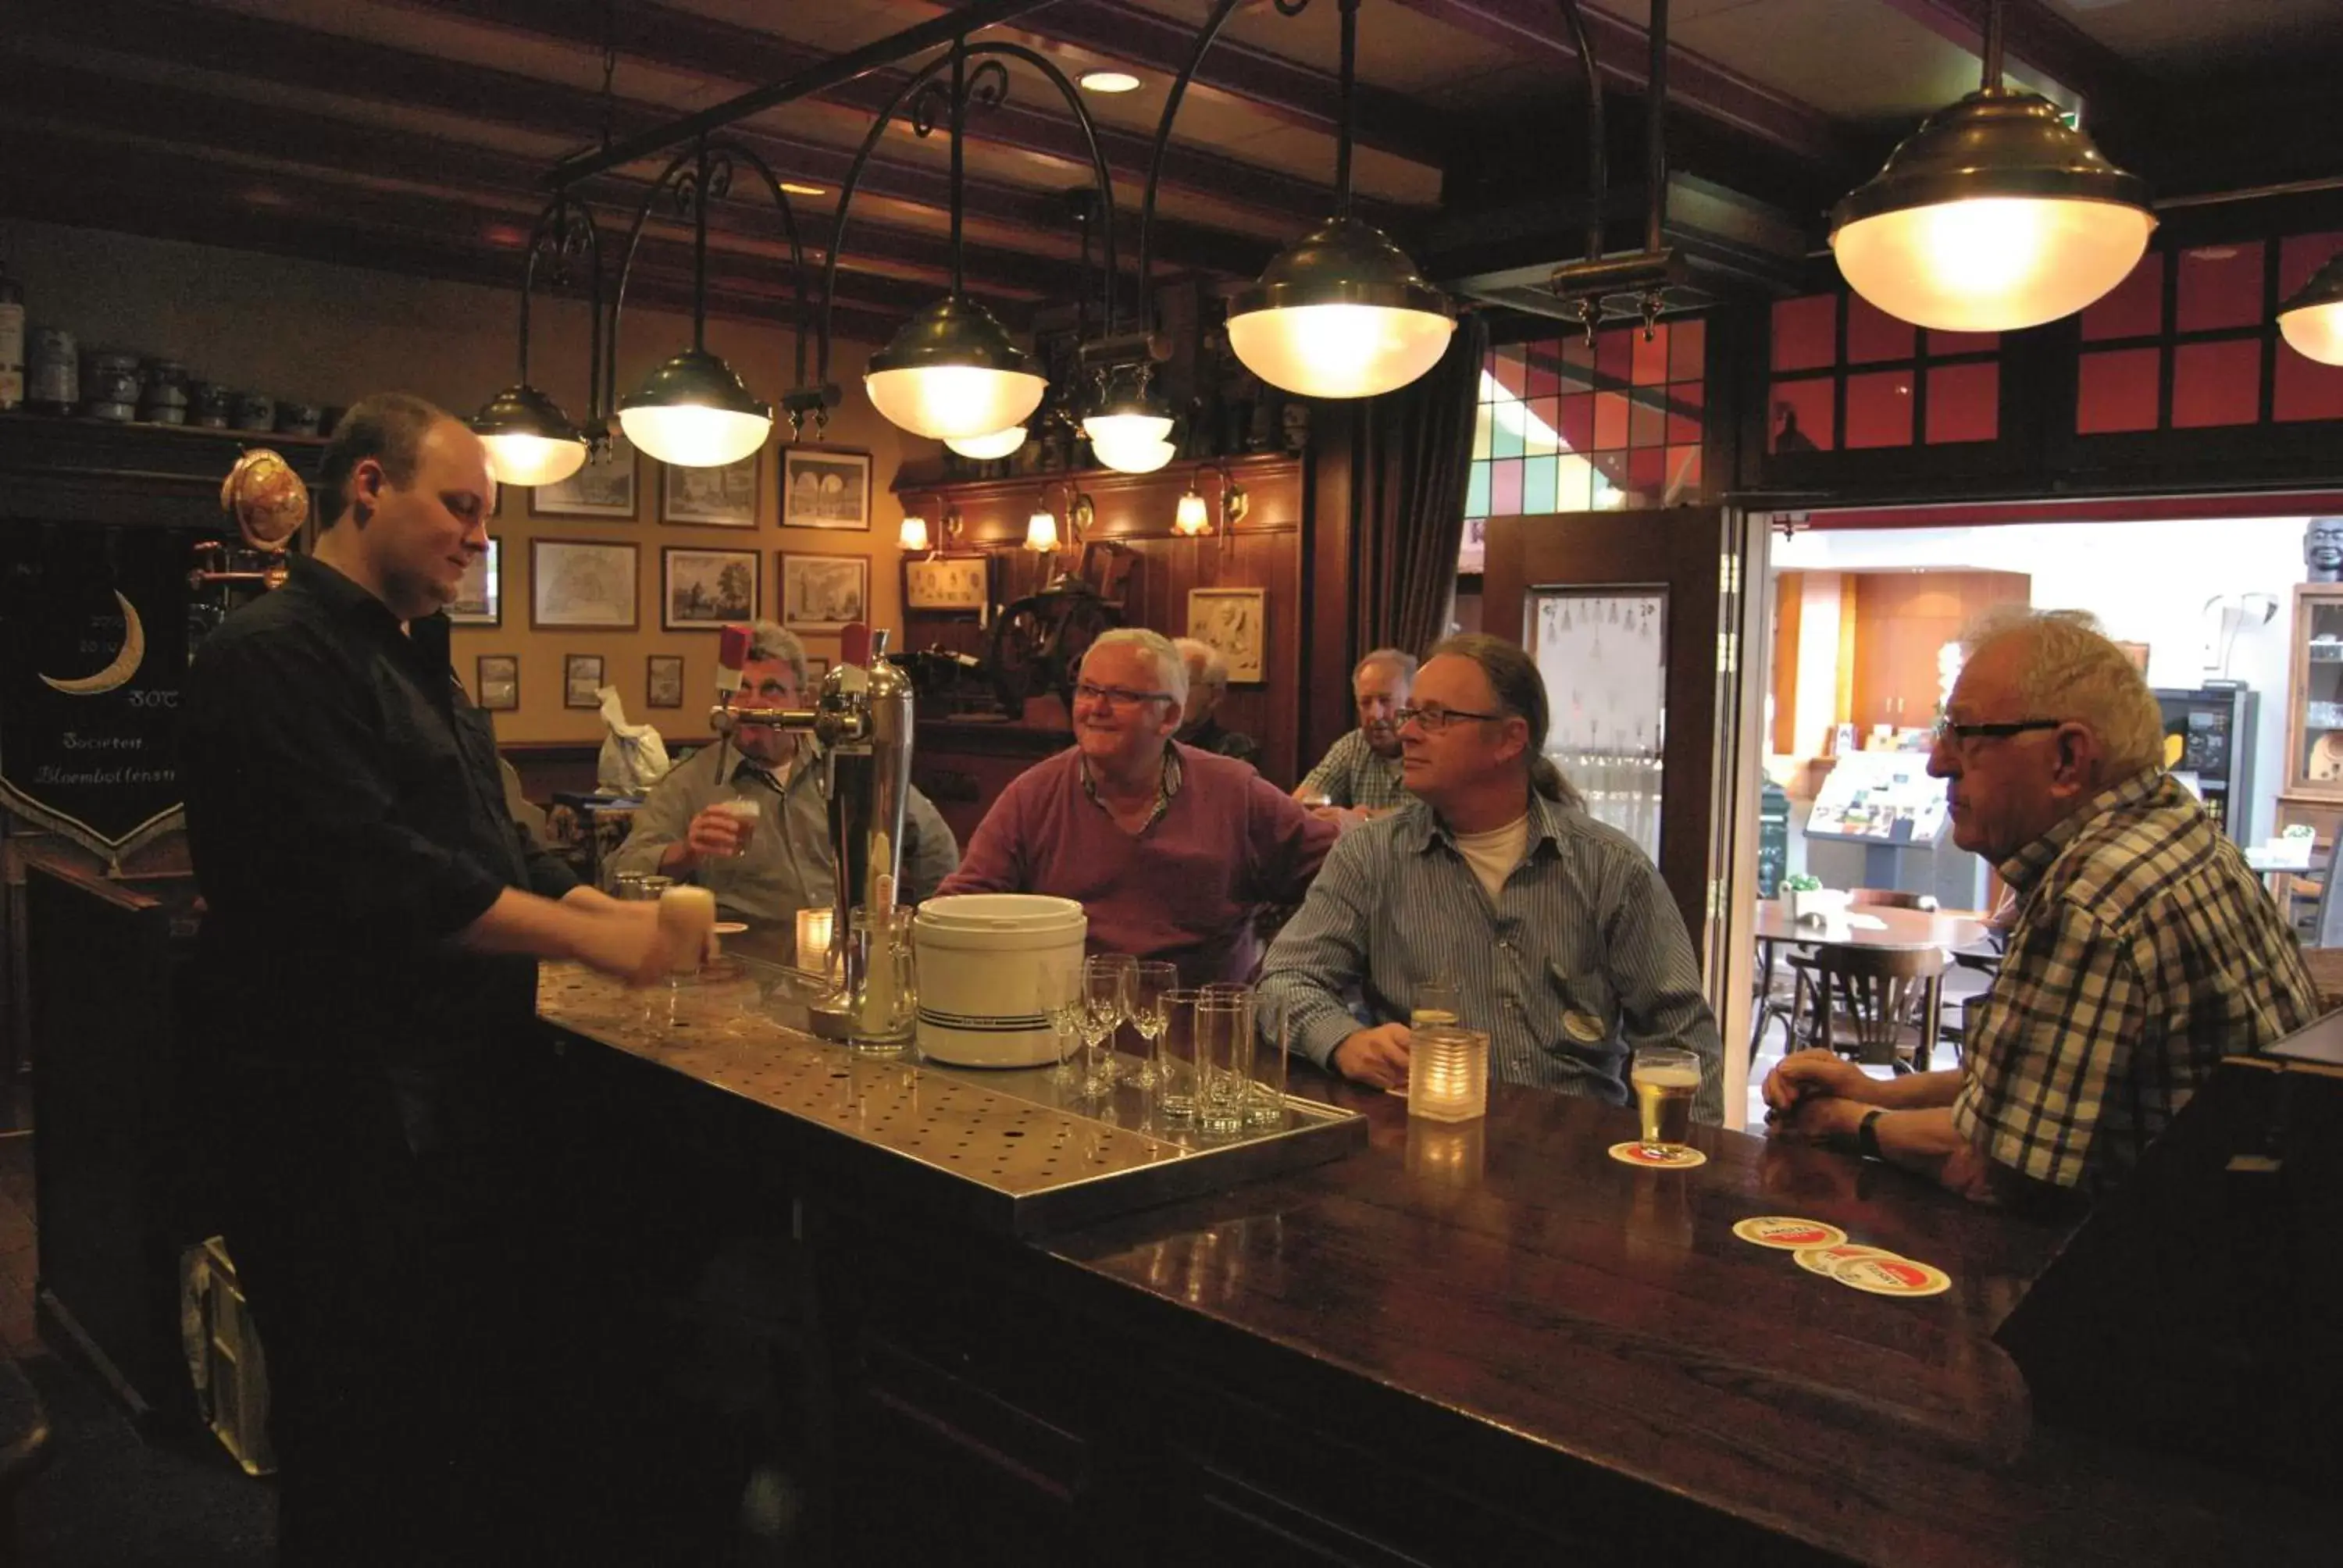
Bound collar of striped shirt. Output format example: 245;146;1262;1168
1080;745;1185;832
1995;766;2168;896
1399;787;1568;856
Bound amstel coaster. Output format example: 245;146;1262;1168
1792;1242;1893;1278
1607;1141;1707;1169
1830;1254;1952;1297
712;921;749;935
1731;1216;1849;1250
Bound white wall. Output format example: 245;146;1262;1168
1774;519;2310;842
1789;571;1843;757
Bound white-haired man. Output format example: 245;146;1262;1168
939;628;1336;985
1295;648;1415;816
607;620;959;921
1767;609;2319;1207
1172;636;1261;768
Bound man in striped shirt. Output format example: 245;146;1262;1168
1293;649;1416;816
1765;609;2320;1206
1259;635;1725;1117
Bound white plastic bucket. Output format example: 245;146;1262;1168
911;894;1088;1067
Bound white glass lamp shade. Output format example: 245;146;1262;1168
1226;216;1454;400
471;383;588;486
1081;410;1175;448
1024;511;1060;553
2278;253;2343;367
1829;88;2155;333
898;514;931;551
1090;434;1175;475
1174;489;1211;537
865;296;1047;441
617;349;772;468
946;425;1029;460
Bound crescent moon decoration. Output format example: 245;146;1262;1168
40;590;147;697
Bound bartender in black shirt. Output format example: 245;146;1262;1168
181;394;678;1566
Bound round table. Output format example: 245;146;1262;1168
1753;903;1995;1070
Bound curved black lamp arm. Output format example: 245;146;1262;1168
602;144;701;419
515;191;605;419
811;36;1118;391
1553;0;1610;263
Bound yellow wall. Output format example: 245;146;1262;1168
9;219;913;743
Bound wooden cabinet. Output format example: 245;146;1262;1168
2280;583;2343;800
1848;569;2030;733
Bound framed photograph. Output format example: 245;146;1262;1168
661;451;760;527
1187;586;1267;684
564;654;605;709
904;552;990;613
779;552;870;632
806;656;832;682
781;448;872;531
663;546;759;630
530;433;639;519
645;654;685;709
450;536;500;625
475;654;518;711
530;539;638;629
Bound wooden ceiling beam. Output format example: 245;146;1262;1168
1866;0;2146;134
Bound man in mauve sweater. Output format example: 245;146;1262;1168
937;629;1338;985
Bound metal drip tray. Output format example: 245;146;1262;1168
538;959;1367;1236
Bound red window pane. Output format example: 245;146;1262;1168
1632;325;1670;386
1558;393;1596;452
1596;330;1632;386
1771;295;1836;372
1846;294;1917;364
2275;345;2343;423
1524;346;1561;400
1927;329;2000;357
1924;362;1999;444
1768;377;1834;453
1845;369;1916;448
2176;242;2266;333
2171;338;2262;427
1668;318;1706;381
1627;445;1667;500
1593;390;1630;449
2081;252;2163;341
1525;396;1561;455
1489;458;1524;515
1490;344;1527;397
1665;380;1703;444
2281;232;2343;298
2077;347;2160;433
1562;333;1595;371
1667;446;1703;501
1629;395;1666;448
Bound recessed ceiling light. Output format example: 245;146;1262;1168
1079;69;1142;94
779;181;827;198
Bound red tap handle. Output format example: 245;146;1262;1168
715;623;751;694
840;622;871;669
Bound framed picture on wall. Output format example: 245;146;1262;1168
449;537;500;625
645;654;685;709
904;552;990;612
781;448;872;531
530;433;639;519
660;452;760;527
530;539;637;629
476;654;518;712
779;551;869;632
1187;586;1267;684
663;546;759;630
563;653;604;709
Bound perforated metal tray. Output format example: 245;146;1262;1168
538;960;1367;1237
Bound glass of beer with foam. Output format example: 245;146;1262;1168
1631;1045;1701;1162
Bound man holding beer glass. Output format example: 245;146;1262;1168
1259;635;1723;1119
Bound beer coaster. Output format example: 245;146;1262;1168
712;921;749;935
1607;1141;1706;1169
1792;1242;1894;1278
1830;1254;1951;1297
1731;1216;1849;1250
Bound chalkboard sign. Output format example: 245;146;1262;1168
0;522;199;858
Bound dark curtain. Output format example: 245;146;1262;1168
1355;310;1489;659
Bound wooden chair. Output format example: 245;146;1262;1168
1767;890;1935;1061
1809;944;1946;1073
1848;888;1940;911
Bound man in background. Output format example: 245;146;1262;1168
1295;648;1416;818
1172;635;1261;768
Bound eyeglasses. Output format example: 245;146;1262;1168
1073;682;1175;710
1395;704;1506;733
1931;717;2062;748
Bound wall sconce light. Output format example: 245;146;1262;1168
1029;479;1093;554
1174;461;1248;540
900;512;933;552
899;495;962;554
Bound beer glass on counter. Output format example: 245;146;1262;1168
1631;1045;1701;1162
1410;976;1461;1032
1156;989;1204;1124
1127;961;1177;1089
1195;990;1253;1135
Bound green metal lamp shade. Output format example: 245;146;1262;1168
865;296;1047;442
1226;216;1455;400
1830;88;2155;333
470;383;589;487
2279;251;2343;368
618;348;774;469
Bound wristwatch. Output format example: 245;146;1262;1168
1856;1107;1886;1161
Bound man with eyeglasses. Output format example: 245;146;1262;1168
1293;649;1416;818
1766;608;2318;1208
937;628;1336;985
1259;634;1724;1114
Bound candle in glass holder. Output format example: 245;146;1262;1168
1407;1025;1488;1122
795;906;836;975
658;884;717;975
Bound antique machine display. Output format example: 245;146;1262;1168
986;540;1134;714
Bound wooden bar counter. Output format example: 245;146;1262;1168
539;964;2332;1566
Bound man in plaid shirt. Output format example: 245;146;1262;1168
1764;609;2319;1206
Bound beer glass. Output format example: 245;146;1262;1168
1155;989;1204;1125
1127;962;1178;1090
1195;992;1253;1135
712;796;761;856
1246;992;1290;1128
1410;975;1462;1032
1631;1045;1702;1161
